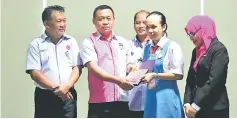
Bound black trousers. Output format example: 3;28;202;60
34;87;77;118
88;101;130;118
196;107;229;118
129;110;144;118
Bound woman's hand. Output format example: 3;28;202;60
141;73;157;89
185;105;197;118
141;73;156;83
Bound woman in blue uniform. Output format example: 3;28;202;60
141;11;185;118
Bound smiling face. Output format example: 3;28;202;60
145;14;166;42
134;12;148;37
44;11;66;39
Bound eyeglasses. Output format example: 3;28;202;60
187;28;201;38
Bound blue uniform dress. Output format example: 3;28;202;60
143;41;185;118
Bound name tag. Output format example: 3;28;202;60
39;49;47;52
149;54;156;60
148;53;162;60
157;53;163;59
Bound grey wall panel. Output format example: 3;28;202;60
1;0;42;117
205;0;237;117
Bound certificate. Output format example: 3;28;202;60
126;69;148;86
139;60;155;72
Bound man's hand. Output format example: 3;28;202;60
50;85;59;91
57;92;74;101
185;105;197;118
118;78;134;91
126;63;135;74
54;83;71;95
53;83;74;101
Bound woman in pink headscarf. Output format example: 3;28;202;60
183;15;229;118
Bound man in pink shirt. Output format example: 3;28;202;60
80;5;133;118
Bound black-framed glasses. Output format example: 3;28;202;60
187;28;201;38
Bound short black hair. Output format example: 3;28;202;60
134;10;149;24
147;11;168;33
93;5;114;18
42;5;65;23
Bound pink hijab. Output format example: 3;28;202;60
185;15;216;71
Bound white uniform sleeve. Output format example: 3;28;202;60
80;38;98;66
169;41;184;75
26;40;41;73
71;38;82;66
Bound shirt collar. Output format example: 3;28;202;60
95;31;117;41
150;35;169;49
134;35;150;48
41;33;49;41
41;32;70;42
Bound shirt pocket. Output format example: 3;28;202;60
65;50;73;66
39;48;49;66
162;59;170;71
116;42;127;75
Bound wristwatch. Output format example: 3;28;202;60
155;73;159;79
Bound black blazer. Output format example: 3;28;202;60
184;37;229;110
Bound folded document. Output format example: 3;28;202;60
126;60;155;85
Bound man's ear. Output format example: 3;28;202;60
92;18;95;25
111;17;115;26
44;20;50;28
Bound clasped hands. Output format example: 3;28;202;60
185;105;197;118
51;83;73;101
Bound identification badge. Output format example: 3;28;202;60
149;54;156;60
157;53;163;59
65;51;71;60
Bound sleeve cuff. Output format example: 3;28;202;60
82;58;97;66
191;103;201;111
25;67;41;74
183;103;190;107
170;69;183;75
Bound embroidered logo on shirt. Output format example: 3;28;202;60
138;57;143;63
66;45;71;50
119;43;124;50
